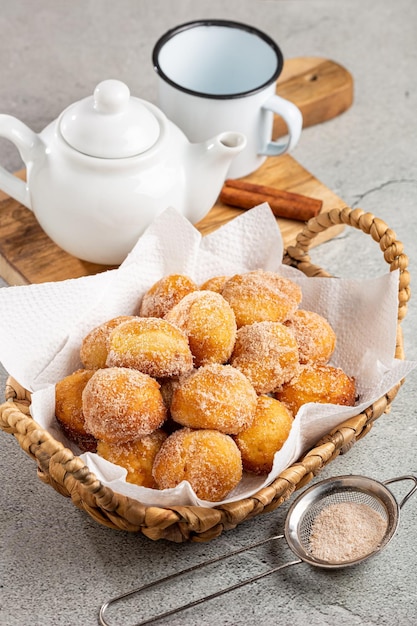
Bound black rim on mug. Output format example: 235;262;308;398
152;19;284;99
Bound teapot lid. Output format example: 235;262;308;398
60;79;160;158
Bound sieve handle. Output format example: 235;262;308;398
384;475;417;509
99;534;302;626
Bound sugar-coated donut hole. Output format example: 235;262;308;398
165;290;237;367
200;275;230;293
152;427;243;501
139;274;198;318
170;363;257;434
234;395;293;475
230;321;300;394
97;429;168;488
82;367;167;443
276;363;356;416
55;368;97;452
221;269;302;328
284;309;336;364
106;317;193;378
80;315;136;369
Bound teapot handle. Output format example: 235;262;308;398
0;115;43;209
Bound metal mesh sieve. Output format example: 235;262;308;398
284;475;403;569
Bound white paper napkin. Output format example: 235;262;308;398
0;204;415;508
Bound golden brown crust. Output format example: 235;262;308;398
200;275;230;293
55;368;97;452
152;427;243;501
165;290;237;367
234;395;293;474
82;367;167;443
97;429;168;488
276;364;356;415
170;363;257;434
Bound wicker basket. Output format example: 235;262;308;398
0;207;410;543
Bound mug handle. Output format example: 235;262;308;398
0;114;42;209
260;95;303;156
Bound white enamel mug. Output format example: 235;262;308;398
152;20;303;178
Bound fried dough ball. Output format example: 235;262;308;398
285;310;336;365
165;290;237;367
55;368;97;452
97;429;168;488
200;275;230;293
139;274;198;318
221;270;302;328
170;363;257;434
276;364;356;415
82;367;167;443
234;395;293;475
80;316;135;369
230;321;300;394
152;427;243;501
106;317;193;378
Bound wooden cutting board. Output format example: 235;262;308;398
0;57;353;286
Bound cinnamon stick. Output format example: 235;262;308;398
220;179;323;221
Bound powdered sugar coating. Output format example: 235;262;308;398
152;427;243;501
231;321;300;394
309;501;386;563
165;290;237;367
82;367;167;443
106;317;193;378
171;363;257;434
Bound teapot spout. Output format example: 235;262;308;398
185;131;246;223
214;131;247;153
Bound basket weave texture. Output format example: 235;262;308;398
0;207;410;542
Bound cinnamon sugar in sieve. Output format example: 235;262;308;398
309;501;387;563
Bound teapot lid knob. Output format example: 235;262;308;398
94;80;131;115
60;79;160;158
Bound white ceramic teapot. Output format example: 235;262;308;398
0;79;246;264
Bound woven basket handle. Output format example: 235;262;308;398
284;207;410;323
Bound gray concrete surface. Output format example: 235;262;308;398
0;1;416;625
